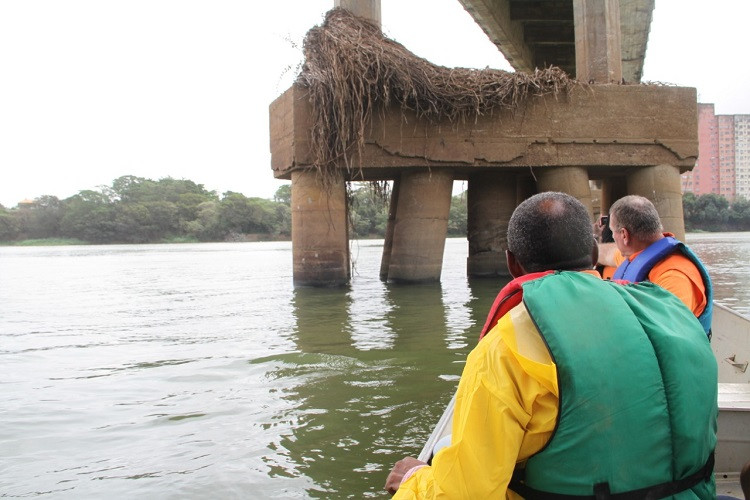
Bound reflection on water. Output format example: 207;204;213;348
0;236;747;498
273;274;476;497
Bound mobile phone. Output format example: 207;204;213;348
600;215;609;226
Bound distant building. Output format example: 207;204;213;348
736;115;750;200
682;104;750;200
17;199;36;210
718;115;736;200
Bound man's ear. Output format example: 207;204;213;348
506;249;526;278
620;227;630;247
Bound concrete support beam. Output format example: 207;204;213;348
516;175;538;205
384;170;453;283
270;85;698;180
626;164;686;240
467;172;516;278
457;0;534;73
379;177;400;281
574;0;623;83
334;0;381;26
600;178;614;215
600;177;628;215
536;166;594;218
291;171;350;286
619;0;655;83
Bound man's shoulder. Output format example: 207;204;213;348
480;301;552;365
651;252;701;279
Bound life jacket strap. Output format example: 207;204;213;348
508;451;714;500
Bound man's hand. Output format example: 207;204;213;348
592;220;603;241
385;456;427;495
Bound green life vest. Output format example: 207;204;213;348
511;272;718;499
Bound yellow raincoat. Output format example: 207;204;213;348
394;292;564;499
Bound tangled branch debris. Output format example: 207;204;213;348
297;8;577;180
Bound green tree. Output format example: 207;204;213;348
695;193;730;229
274;184;292;205
682;192;698;230
110;175;149;202
0;209;20;241
729;196;750;231
448;192;467;236
273;203;292;236
348;184;389;238
145;201;180;237
219;192;254;234
21;195;64;238
113;203;153;243
218;192;280;235
183;200;223;241
60;190;117;243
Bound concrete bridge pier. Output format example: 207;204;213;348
599;177;628;216
536;166;594;218
381;170;453;283
516;175;538;204
466;172;516;278
291;171;350;286
627;164;686;240
379;177;400;281
334;0;380;25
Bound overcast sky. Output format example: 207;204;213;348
1;0;748;207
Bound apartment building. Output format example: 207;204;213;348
736;115;750;200
682;103;750;200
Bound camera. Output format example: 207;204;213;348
600;215;609;227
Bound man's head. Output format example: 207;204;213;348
506;192;596;276
608;195;663;256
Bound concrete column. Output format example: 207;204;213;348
467;172;516;278
536;166;594;218
516;175;537;205
334;0;381;26
626;164;686;240
379;178;400;281
573;0;623;83
291;170;350;286
600;177;628;214
385;170;453;283
600;178;613;215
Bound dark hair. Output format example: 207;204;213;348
507;192;594;272
609;195;662;239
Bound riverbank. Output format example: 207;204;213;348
0;234;292;246
0;233;417;246
0;238;89;246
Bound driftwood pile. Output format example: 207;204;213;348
297;8;576;180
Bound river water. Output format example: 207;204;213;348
1;233;749;499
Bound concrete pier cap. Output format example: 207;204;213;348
271;83;698;285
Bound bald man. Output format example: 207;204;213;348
598;195;712;335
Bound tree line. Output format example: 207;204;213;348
682;192;750;231
0;176;292;244
1;177;746;244
0;176;466;244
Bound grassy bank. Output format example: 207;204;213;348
0;235;292;246
0;238;88;246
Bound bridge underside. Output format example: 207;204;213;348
271;83;698;285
